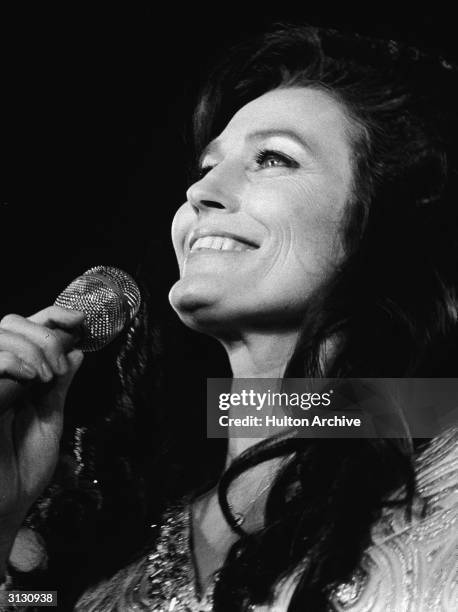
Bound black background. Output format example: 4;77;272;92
1;8;457;393
1;11;456;605
1;8;458;314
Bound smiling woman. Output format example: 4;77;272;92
76;24;457;611
170;88;352;334
1;22;457;612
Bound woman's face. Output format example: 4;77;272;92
169;87;356;335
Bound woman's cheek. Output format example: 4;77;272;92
171;203;193;264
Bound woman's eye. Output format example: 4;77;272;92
195;149;298;180
255;149;299;170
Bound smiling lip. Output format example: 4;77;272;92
188;230;260;253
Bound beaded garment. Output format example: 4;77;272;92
76;427;457;611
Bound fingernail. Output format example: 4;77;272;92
22;362;36;378
57;355;68;375
41;362;53;382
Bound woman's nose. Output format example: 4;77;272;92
186;162;241;215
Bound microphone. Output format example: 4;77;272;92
54;265;141;352
0;266;141;410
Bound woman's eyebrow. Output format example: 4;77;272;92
247;128;314;154
199;128;314;166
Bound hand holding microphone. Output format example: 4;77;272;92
0;267;140;567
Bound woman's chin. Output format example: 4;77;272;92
169;277;246;336
169;278;223;327
170;276;213;309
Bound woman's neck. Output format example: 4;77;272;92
219;330;299;462
223;330;298;378
191;331;299;593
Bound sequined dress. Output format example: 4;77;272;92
76;428;458;611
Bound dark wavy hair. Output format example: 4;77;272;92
24;23;458;612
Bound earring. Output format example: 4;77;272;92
74;426;86;477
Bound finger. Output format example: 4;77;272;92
52;349;84;398
0;351;39;381
0;329;53;383
30;307;85;365
0;315;70;376
28;306;85;330
37;349;84;422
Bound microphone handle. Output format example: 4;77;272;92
0;327;78;418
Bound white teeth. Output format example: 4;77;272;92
211;237;224;250
191;235;252;252
200;236;214;249
221;238;235;251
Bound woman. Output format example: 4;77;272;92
0;24;457;611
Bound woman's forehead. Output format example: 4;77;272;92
203;87;356;188
206;87;357;159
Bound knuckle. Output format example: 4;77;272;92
0;351;17;370
0;313;21;329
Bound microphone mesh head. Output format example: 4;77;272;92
54;266;141;352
